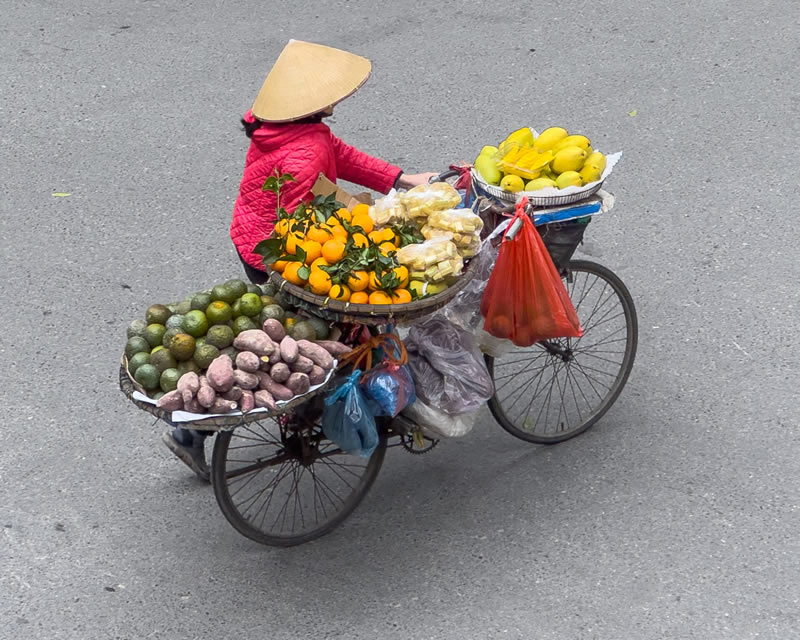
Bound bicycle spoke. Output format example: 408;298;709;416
574;351;625;366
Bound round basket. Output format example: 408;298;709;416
471;169;604;207
268;257;479;325
119;357;333;431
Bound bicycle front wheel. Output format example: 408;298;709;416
486;259;638;444
211;412;386;547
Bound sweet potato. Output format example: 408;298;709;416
177;371;200;404
233;369;259;390
269;362;291;383
259;355;274;371
296;340;334;370
289;355;314;374
235;351;261;373
233;330;275;356
239;389;255;413
262;318;286;343
210;397;238;414
206;355;234;392
314;340;353;357
222;386;243;402
285;372;310;396
183;396;205;414
197;376;217;408
254;389;277;411
279;335;299;363
308;365;327;386
156;390;184;411
256;371;293;401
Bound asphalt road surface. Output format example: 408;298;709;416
2;1;798;638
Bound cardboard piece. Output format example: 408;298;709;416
311;173;373;209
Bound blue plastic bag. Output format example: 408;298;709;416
322;370;379;459
362;363;416;418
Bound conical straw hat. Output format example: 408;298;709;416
251;40;372;122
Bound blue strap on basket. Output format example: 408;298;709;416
532;200;602;226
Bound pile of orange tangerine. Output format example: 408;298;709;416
269;203;413;305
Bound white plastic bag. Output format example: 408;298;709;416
401;400;478;439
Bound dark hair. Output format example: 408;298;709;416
241;112;326;138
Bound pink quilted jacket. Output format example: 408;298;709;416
230;111;403;270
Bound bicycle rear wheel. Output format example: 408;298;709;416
486;259;637;444
211;410;386;547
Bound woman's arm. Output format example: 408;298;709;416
330;134;403;194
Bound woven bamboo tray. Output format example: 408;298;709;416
119;357;333;431
267;256;480;325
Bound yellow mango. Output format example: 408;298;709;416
551;146;587;174
474;155;502;185
500;174;525;193
555;171;582;189
525;177;558;191
579;165;602;184
552;134;591;153
503;127;534;147
516;149;553;170
584;151;607;173
533;127;568;151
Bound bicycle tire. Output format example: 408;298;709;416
211;415;387;547
486;259;638;444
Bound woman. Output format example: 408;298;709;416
230;39;437;283
163;40;436;481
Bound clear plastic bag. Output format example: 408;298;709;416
442;243;498;332
401;400;478;439
404;314;494;414
368;189;408;227
427;208;484;235
400;182;462;222
395;237;463;282
322;370;379;458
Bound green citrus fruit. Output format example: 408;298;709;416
289;320;317;341
145;304;172;325
211;284;238;304
193;343;220;369
225;279;248;299
150;348;177;373
261;283;277;297
162;327;181;348
190;292;212;311
144;323;166;348
127;318;148;340
134;363;160;390
125;336;151;359
182;310;209;338
206;301;233;325
177;359;201;375
238;293;263;317
168;333;196;361
159;368;181;393
205;324;235;349
165;314;185;330
127;351;151;376
232;315;257;336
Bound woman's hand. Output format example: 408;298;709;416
396;172;439;189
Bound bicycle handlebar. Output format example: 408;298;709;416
428;169;461;184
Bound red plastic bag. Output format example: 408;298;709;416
480;199;582;347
